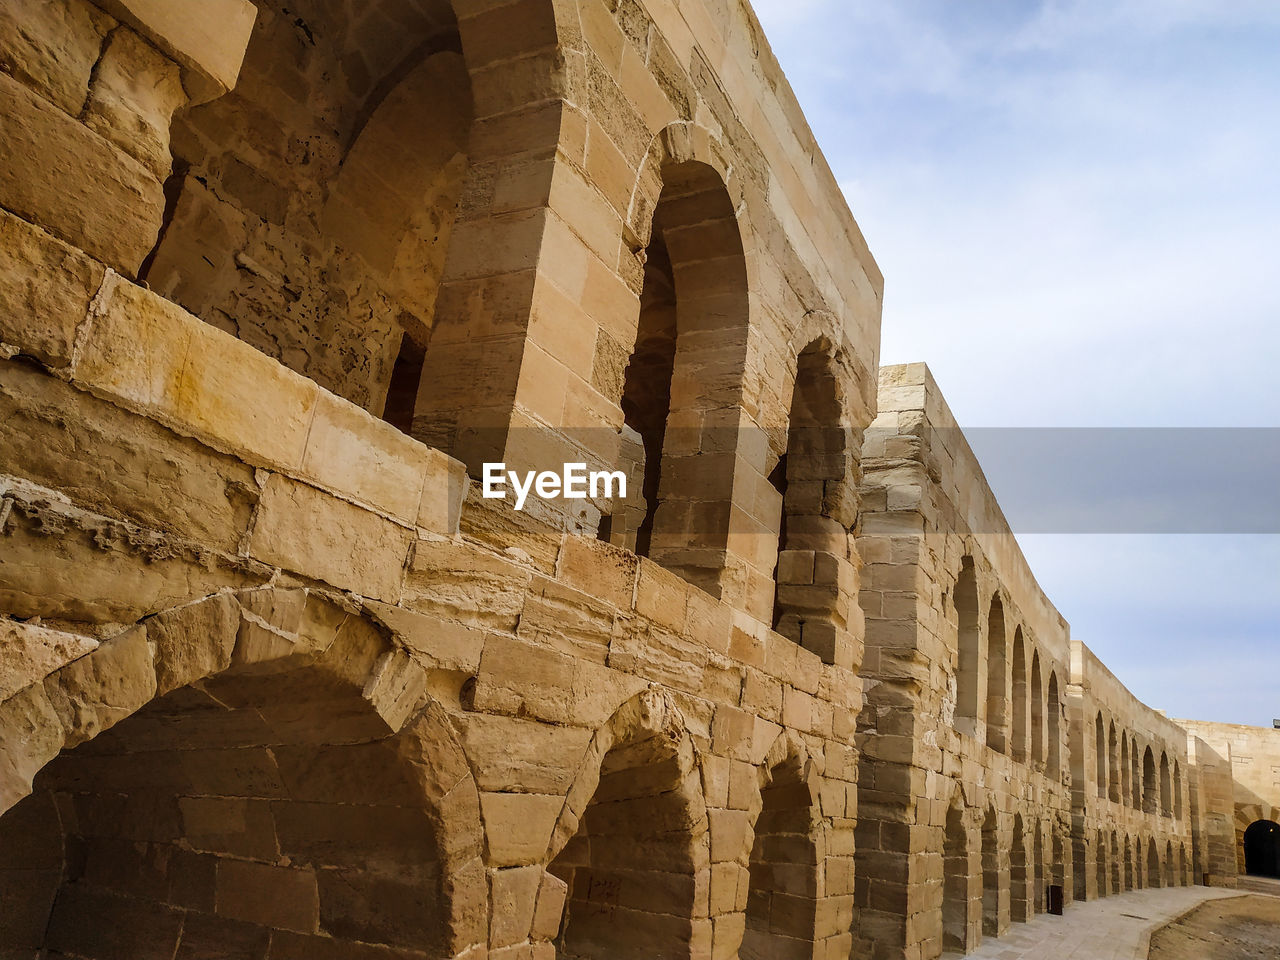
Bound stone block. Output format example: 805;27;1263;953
0;72;162;275
0;207;102;366
490;864;542;947
480;791;564;865
215;860;318;933
249;475;412;602
0;0;111;114
0;619;97;701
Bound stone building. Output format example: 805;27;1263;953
0;2;1273;960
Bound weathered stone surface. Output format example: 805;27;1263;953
0;72;162;275
0;206;101;365
0;619;97;701
0;0;110;115
83;26;186;179
249;475;412;603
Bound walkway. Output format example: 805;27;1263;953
960;886;1245;959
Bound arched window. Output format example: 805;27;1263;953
954;557;981;738
1142;747;1157;816
1046;671;1061;779
613;160;750;600
143;3;474;424
1030;652;1044;766
770;340;855;664
1120;735;1130;807
1011;628;1028;763
1159;752;1172;817
1095;713;1107;799
943;801;972;952
984;594;1008;753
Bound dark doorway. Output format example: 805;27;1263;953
1244;819;1280;877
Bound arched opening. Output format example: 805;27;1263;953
953;558;981;739
1046;672;1061;779
1123;838;1134;891
1142;748;1157;816
1011;815;1029;922
1011;628;1028;763
1165;840;1176;886
1030;652;1044;767
1131;743;1142;811
1243;820;1280;878
942;801;971;955
549;696;707;960
1033;823;1045;914
1146;838;1161;888
1051;830;1065;902
981;807;1001;937
1095;830;1108;898
1108;720;1120;803
1110;834;1121;895
614;159;750;598
770;340;854;663
1179;844;1188;886
984;595;1008;753
1159;753;1172;817
1173;761;1184;820
0;597;480;958
141;2;475;424
742;757;820;958
1120;734;1130;807
1095;714;1107;800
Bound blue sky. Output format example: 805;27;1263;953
752;0;1280;724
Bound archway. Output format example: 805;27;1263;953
1123;838;1134;891
1159;753;1172;817
953;558;981;739
985;595;1008;753
1046;672;1061;779
1033;823;1045;913
770;339;856;663
1095;830;1108;898
0;589;484;958
1110;834;1121;895
143;1;479;423
942;801;972;954
614;156;750;597
1146;838;1161;888
1011;628;1028;762
547;690;708;959
1011;815;1030;922
1244;820;1280;878
1095;714;1107;799
1030;652;1044;766
981;807;1001;937
1142;746;1157;815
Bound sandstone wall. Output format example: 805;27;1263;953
854;363;1076;960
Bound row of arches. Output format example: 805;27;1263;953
938;798;1068;956
0;589;852;960
140;0;860;659
953;558;1064;778
1093;712;1184;819
1087;830;1193;897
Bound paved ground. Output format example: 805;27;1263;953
958;887;1245;959
1148;894;1280;959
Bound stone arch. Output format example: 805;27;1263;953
980;806;1002;938
1011;812;1030;922
1159;751;1172;817
143;0;511;422
1173;759;1184;820
1108;719;1120;802
1120;733;1131;807
1142;746;1157;815
606;122;756;603
954;556;981;738
1146;836;1161;888
1123;836;1134;890
1237;806;1280;878
1046;670;1061;779
1131;739;1143;811
1011;627;1028;763
544;689;709;960
739;732;829;960
1165;840;1176;886
1110;833;1122;894
770;336;860;665
1030;650;1044;766
0;587;487;958
1095;828;1108;898
984;594;1008;754
942;794;974;954
1095;713;1108;800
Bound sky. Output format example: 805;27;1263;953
751;0;1280;725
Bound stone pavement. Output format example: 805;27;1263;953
957;887;1246;959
